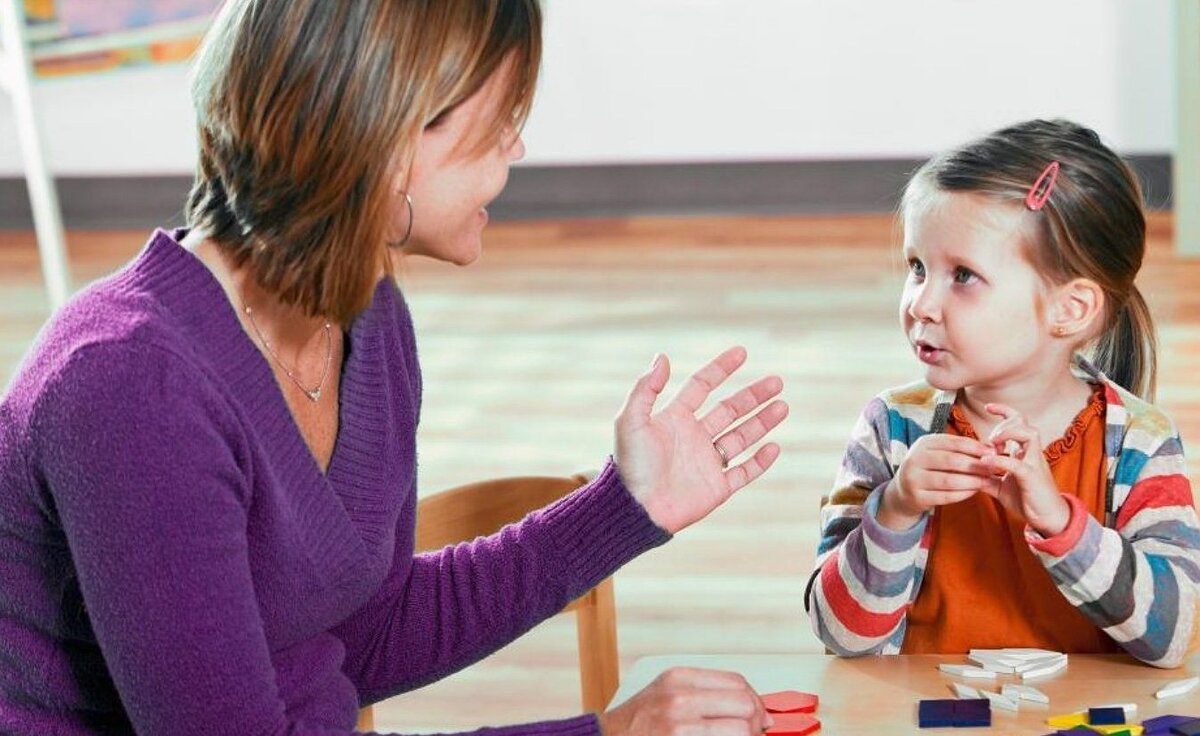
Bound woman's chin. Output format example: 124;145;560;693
396;234;483;266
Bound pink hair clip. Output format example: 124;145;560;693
1025;160;1060;211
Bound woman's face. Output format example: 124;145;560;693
393;63;527;265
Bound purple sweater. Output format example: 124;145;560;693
0;229;669;735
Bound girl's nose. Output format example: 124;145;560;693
908;283;940;322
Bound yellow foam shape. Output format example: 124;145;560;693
1087;726;1142;736
1047;712;1087;728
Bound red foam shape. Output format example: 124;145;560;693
766;713;821;735
762;690;819;714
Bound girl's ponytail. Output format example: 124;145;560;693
1092;285;1157;401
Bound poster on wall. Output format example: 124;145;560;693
23;0;222;78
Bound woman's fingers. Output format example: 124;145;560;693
656;667;755;690
601;667;769;736
617;353;672;427
665;346;748;415
724;442;781;494
699;375;784;437
712;399;789;462
662;669;769;732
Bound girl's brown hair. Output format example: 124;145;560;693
187;0;541;323
902;119;1156;400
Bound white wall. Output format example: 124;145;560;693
0;0;1174;176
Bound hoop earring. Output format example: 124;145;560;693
396;192;415;246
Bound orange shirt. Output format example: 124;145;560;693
901;384;1122;654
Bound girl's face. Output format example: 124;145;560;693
392;62;526;266
899;191;1058;392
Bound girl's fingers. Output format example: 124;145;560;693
984;402;1020;420
921;449;993;476
988;423;1041;458
921;434;991;456
932;489;981;505
918;470;989;492
981;452;1028;481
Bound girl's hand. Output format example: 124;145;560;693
598;667;772;736
978;403;1071;536
613;347;788;534
878;434;992;530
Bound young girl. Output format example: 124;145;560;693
805;119;1200;667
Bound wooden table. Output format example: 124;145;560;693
610;654;1200;734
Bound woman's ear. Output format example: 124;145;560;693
1049;278;1105;339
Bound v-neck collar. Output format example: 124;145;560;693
129;228;400;573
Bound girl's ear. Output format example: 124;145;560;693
1049;278;1105;339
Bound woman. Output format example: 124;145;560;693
0;1;788;734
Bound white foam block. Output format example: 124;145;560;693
1014;654;1068;674
970;647;1062;661
979;689;1020;712
1021;655;1068;680
1002;648;1063;659
1001;683;1050;704
967;653;1020;672
1155;676;1200;699
950;682;981;699
938;663;997;679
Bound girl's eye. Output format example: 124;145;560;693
908;259;925;278
953;267;978;284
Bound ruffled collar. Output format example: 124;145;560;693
948;383;1105;463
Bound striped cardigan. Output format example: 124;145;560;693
805;358;1200;668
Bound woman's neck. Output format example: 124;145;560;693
181;229;336;354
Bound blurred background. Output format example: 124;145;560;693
1;1;1197;732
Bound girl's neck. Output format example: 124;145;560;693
956;362;1096;441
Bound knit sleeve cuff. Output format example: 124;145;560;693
861;483;929;553
1026;493;1088;557
531;457;671;594
463;713;601;735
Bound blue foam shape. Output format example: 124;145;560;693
919;699;957;728
1090;706;1127;725
1169;717;1200;736
1143;715;1200;735
954;712;991;727
955;698;989;714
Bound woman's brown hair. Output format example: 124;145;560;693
187;0;541;323
902;119;1156;400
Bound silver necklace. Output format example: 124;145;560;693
243;304;333;402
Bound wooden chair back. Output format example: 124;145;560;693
356;473;618;731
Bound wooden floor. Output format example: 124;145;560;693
1;212;1197;733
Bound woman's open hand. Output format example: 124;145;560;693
613;347;788;534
